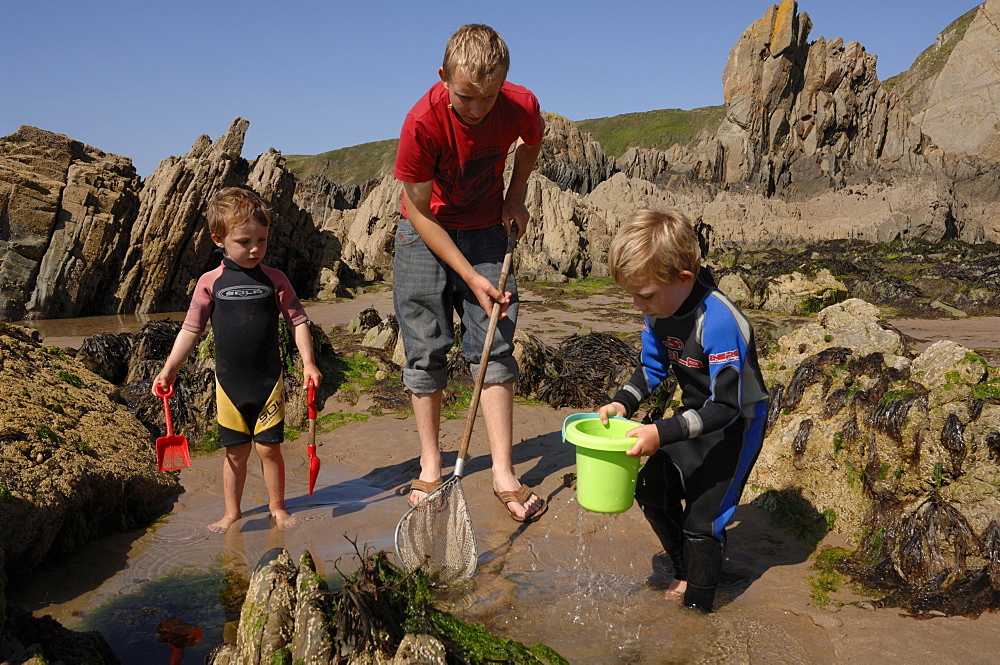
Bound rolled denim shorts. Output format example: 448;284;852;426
393;218;519;394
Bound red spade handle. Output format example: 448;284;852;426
307;379;317;419
154;383;176;437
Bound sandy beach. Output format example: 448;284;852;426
10;285;1000;664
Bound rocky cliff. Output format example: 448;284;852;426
891;0;1000;160
3;1;1000;322
0;127;142;321
1;119;322;321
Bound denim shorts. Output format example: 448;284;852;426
393;219;519;393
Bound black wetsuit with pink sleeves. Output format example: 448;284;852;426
181;255;308;446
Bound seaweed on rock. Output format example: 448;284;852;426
840;493;999;617
212;545;568;664
534;332;639;409
940;413;967;476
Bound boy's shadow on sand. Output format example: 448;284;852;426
463;427;574;493
712;489;831;609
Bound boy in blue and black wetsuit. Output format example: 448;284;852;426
599;209;768;612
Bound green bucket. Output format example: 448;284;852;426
563;414;640;513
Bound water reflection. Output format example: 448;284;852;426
14;311;186;349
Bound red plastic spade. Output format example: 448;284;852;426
307;379;320;496
154;384;191;471
157;617;202;665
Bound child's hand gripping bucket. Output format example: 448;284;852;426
563;413;640;513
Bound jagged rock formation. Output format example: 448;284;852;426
117;118;322;314
0;126;142;321
713;0;933;193
0;119;322;323
293;173;368;223
535;112;617;194
116;118;253;314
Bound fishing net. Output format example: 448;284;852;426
394;479;477;586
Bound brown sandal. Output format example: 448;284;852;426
493;484;548;523
407;478;443;507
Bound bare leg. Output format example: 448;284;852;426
482;382;545;520
256;441;298;529
209;443;252;533
408;390;444;505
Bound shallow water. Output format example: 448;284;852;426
10;451;398;664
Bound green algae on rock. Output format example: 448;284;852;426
207;546;567;665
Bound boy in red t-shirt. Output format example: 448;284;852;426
393;23;547;522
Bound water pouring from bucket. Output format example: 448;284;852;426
563;414;640;513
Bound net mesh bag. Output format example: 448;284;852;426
395;479;478;586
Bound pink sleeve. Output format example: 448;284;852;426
264;267;309;327
180;270;218;333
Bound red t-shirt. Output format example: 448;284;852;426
394;81;544;230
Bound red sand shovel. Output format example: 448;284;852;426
156;617;202;665
154;384;191;471
307;379;320;496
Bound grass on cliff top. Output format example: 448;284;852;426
282;105;724;184
285;139;398;186
882;5;978;112
576;106;725;158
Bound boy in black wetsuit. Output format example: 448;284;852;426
153;187;322;534
599;209;768;612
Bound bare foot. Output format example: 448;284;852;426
208;514;241;534
271;509;299;530
665;579;687;601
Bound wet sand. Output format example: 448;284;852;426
10;287;1000;663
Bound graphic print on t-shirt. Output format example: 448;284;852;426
436;151;505;215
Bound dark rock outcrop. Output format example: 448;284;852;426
534;112;617;195
0;126;142;321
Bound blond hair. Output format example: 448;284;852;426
608;209;701;286
207;187;272;239
442;24;510;92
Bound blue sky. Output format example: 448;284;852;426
4;0;976;177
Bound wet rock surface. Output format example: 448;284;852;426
749;299;1000;616
0;323;181;575
0;323;181;662
712;238;1000;319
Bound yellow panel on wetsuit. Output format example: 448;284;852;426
216;376;285;445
